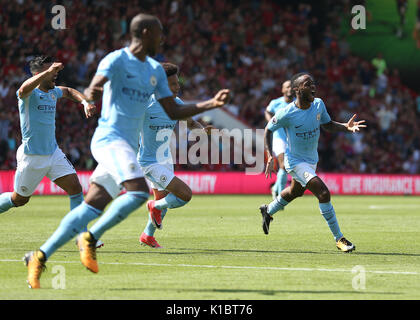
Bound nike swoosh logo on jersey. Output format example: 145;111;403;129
150;116;158;119
295;124;304;128
127;74;136;78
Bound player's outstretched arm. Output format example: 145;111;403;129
159;89;230;120
58;86;97;118
321;114;367;133
18;62;63;99
83;75;108;102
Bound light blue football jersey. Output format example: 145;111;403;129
266;96;289;142
266;98;331;170
16;87;62;155
138;96;183;167
91;47;173;152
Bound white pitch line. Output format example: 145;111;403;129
369;204;420;210
1;259;418;276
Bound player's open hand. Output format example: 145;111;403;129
84;103;97;118
265;155;275;179
211;89;230;108
346;114;367;133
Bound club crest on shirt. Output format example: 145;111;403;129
160;175;167;183
316;113;321;121
50;93;56;101
272;116;277;124
129;163;136;172
150;75;157;86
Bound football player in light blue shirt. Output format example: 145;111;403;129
265;80;294;199
25;13;230;288
138;62;212;248
0;56;96;218
260;73;366;252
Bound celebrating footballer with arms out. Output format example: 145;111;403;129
24;13;230;289
261;73;366;252
0;56;96;222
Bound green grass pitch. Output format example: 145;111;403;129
0;195;419;300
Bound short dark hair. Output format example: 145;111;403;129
29;56;53;75
130;13;161;39
161;62;179;77
290;72;311;89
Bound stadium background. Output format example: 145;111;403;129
0;0;419;190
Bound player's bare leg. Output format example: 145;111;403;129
84;183;114;211
280;178;306;203
164;177;192;202
54;173;83;196
10;192;31;207
54;173;84;213
0;188;31;213
153;189;169;201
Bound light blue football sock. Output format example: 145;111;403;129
90;191;149;241
69;192;84;210
40;202;102;259
319;202;343;241
267;195;289;216
277;169;288;194
0;192;14;214
69;192;87;231
272;177;280;195
154;193;188;210
144;208;167;237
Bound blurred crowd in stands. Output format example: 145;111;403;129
0;0;419;174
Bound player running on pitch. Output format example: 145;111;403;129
260;72;366;252
139;62;212;248
24;13;230;288
265;80;294;199
0;56;97;222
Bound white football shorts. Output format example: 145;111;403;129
287;162;317;187
142;162;175;191
272;137;286;157
90;139;144;199
14;145;76;197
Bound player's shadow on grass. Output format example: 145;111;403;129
57;248;420;257
109;287;401;296
175;248;420;258
57;249;219;256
